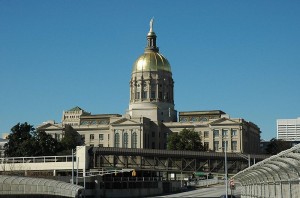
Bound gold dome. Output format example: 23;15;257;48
132;51;171;73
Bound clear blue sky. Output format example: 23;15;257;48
1;0;299;141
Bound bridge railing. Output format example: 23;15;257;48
0;155;74;164
232;143;300;198
0;175;83;197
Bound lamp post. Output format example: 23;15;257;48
224;142;228;198
220;143;228;198
72;149;74;184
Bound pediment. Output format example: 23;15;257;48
37;123;63;130
110;118;140;126
209;117;240;126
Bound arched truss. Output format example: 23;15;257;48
0;175;83;197
232;143;300;198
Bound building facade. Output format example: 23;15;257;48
38;20;261;154
277;118;300;141
0;139;8;157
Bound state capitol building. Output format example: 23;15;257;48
38;20;261;154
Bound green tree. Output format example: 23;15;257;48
167;132;181;150
4;122;62;157
265;138;291;155
167;128;205;151
60;125;83;153
4;122;35;157
32;130;61;156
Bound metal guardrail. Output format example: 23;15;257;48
0;155;74;164
188;178;220;187
77;169;134;178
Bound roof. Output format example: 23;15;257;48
179;110;226;116
132;52;171;73
81;114;122;119
67;106;83;112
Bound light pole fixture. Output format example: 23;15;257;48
224;142;228;198
220;142;228;198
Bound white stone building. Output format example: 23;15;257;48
38;20;261;154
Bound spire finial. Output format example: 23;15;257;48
145;17;158;52
149;17;154;32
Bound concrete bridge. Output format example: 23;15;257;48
0;146;88;176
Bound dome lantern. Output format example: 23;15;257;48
145;18;159;53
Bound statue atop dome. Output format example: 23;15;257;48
149;18;154;32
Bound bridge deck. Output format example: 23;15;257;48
90;147;269;174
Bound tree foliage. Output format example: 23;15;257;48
4;122;35;157
32;130;61;156
167;128;205;151
265;138;292;155
4;122;83;157
58;124;83;154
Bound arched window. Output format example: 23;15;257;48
132;132;137;148
123;133;128;148
115;133;120;148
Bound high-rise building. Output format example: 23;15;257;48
38;19;261;154
277;118;300;141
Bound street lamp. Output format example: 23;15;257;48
224;142;228;198
220;142;228;198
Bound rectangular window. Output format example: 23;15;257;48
204;142;209;150
55;133;61;141
99;144;103;147
114;133;120;148
232;141;237;151
123;133;128;148
213;141;219;151
152;131;155;138
151;91;156;99
132;132;137;148
222;141;228;151
99;134;104;140
213;130;219;138
158;92;162;100
142;91;147;99
204;131;209;138
136;92;140;99
81;134;85;142
231;129;237;136
222;129;228;137
152;142;155;149
90;134;94;140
